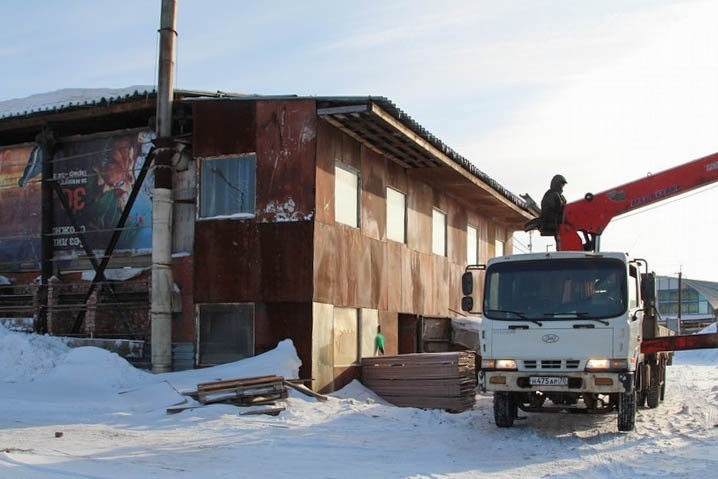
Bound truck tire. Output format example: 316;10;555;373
617;389;636;432
646;364;661;409
494;392;517;428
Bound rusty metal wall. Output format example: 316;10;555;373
255;100;317;222
194;221;313;303
314;120;510;321
193;99;318;303
193;100;256;157
254;301;313;381
314;120;361;225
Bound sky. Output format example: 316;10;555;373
0;322;716;478
1;0;718;280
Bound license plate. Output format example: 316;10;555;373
529;376;568;386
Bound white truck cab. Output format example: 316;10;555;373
463;251;668;432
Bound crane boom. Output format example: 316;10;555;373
558;152;718;251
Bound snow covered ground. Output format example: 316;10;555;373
0;324;716;479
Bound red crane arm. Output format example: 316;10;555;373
558;151;718;251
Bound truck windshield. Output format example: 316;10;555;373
483;258;627;321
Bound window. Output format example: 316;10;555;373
467;225;478;265
386;187;406;243
199;154;256;218
483;258;627;320
495;238;505;257
198;304;254;365
628;266;639;310
335;162;359;227
432;208;446;256
334;307;359;366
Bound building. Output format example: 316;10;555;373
656;275;718;334
0;87;535;391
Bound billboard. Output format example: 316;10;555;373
51;130;155;259
0;129;155;270
0;145;42;269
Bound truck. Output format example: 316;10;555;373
461;151;718;431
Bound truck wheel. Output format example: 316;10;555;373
646;365;661;409
617;389;636;432
494;392;517;428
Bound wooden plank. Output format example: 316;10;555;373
361;364;463;380
197;375;282;391
363;378;467;397
360;352;477;411
283;380;328;401
238;405;286;416
361;351;474;364
195;375;288;405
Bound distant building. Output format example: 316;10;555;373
656;275;718;334
0;87;535;391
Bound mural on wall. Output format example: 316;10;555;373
51;130;154;259
0;145;42;270
0;130;155;271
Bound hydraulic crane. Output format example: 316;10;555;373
526;151;718;353
553;151;718;252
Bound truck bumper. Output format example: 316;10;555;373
482;370;633;394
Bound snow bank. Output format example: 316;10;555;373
0;323;302;398
158;339;302;392
331;379;390;404
0;323;70;382
45;346;153;391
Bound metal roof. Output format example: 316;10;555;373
0;86;158;120
683;278;718;310
314;96;534;224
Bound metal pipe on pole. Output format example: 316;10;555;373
151;0;177;373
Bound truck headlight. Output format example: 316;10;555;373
481;359;516;369
585;359;628;371
496;359;517;370
482;359;517;370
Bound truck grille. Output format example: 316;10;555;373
523;360;580;370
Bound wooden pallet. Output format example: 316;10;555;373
196;375;288;406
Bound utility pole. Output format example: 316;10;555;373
151;0;177;373
677;269;682;334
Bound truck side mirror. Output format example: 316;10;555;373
640;272;656;304
461;296;474;312
462;271;473;296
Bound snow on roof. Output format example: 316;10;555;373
0;86;156;119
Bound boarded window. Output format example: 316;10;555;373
386;187;406;243
467;225;478;265
199;154;256;218
198;303;254;365
335;162;359;227
432;208;446;256
334;307;359;366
